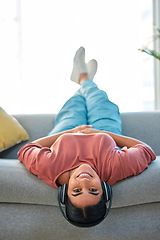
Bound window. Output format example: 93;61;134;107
0;0;155;114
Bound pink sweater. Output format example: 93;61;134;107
18;133;156;189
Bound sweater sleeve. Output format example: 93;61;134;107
106;144;156;185
17;143;57;187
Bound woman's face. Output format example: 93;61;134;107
67;164;103;208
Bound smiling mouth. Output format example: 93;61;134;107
77;172;93;178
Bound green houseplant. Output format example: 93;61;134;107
139;26;160;61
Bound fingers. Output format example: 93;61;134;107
80;125;92;129
78;126;96;134
79;128;91;133
79;127;99;134
74;125;93;133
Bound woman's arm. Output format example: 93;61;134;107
101;131;145;148
78;127;149;148
32;125;92;147
32;130;69;148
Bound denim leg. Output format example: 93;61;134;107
48;90;87;135
80;80;122;135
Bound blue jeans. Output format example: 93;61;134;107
48;80;122;135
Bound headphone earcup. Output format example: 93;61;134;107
101;182;111;202
59;184;68;205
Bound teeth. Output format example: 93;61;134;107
77;172;92;178
79;173;90;177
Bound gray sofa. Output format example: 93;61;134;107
0;112;160;240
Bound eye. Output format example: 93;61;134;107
73;188;81;193
89;188;98;192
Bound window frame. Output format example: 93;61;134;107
153;0;160;110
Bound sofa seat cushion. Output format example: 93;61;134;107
0;158;160;208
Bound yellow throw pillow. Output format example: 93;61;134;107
0;107;29;152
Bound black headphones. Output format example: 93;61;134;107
58;182;112;227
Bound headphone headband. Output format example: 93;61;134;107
58;182;112;228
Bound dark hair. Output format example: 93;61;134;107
65;194;107;225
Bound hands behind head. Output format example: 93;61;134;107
72;125;99;134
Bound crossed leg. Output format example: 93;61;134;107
81;80;122;135
49;80;122;135
48;90;87;135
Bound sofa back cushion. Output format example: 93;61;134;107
0;112;160;159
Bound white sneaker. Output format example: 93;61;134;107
87;59;98;80
70;46;88;84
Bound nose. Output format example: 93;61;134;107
78;177;90;187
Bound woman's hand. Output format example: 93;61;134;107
72;125;99;134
